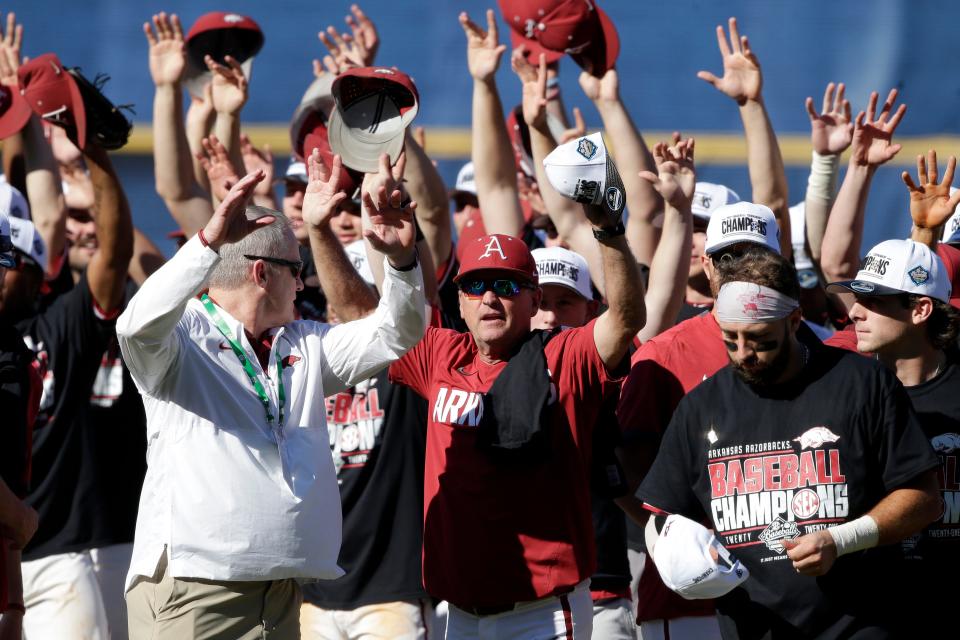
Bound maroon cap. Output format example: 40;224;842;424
505;27;564;66
498;0;619;75
455;233;538;283
328;67;419;173
935;242;960;310
184;12;264;97
300;117;360;197
18;54;87;149
0;83;31;139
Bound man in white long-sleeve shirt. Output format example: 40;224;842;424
116;161;426;639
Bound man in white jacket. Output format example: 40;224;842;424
117;160;426;639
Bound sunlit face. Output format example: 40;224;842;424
282;180;308;243
258;233;305;327
848;294;920;354
458;269;541;353
719;313;798;385
330;202;363;246
532;284;591;330
66;208;98;271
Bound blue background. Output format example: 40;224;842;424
9;0;960;255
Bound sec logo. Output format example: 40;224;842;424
791;488;820;519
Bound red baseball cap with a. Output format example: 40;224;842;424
455;234;538;284
0;83;31;139
184;12;264;98
300;115;361;198
498;0;619;75
18;54;87;148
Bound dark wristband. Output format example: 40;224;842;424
389;248;419;272
592;221;626;241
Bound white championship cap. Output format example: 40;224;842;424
344;239;375;286
826;238;951;303
0;178;30;220
0;212;15;268
942;188;960;245
8;216;48;272
452;162;477;196
646;513;749;600
284;158;308;184
704;202;780;256
542;132;626;215
789;202;819;289
532;246;592;300
692;182;740;222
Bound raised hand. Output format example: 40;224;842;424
806;82;853;156
196;135;239;202
361;153;417;263
578;68;619;104
460;9;507;83
201;170;269;250
319;24;366;71
143;12;186;87
902;149;960;230
301;148;347;230
206;54;248;115
0;12;23;87
850;89;906;168
345;4;379;65
240;134;274;197
697;17;762;105
512;49;548;130
639;136;697;211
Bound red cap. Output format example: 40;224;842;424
300;117;360;197
18;54;87;149
455;233;538;283
935;242;960;310
0;83;31;139
498;0;619;75
505;28;563;66
184;12;264;97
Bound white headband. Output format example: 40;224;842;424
716;281;799;323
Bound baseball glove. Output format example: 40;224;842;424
67;68;133;151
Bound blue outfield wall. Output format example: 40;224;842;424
10;0;960;254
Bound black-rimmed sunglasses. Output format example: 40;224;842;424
245;254;303;279
458;277;535;298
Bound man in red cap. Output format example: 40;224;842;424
389;192;644;637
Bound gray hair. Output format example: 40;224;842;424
207;206;294;290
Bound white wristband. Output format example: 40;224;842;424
806;151;840;203
827;515;879;556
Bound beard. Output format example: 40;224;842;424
731;325;794;386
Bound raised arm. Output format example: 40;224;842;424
820;89;906;290
902;150;960;249
145;12;213;237
579;68;663;265
698;17;791;257
83;146;134;313
403;132;451;269
129;227;166;286
637;137;696;342
240;134;278;210
302;150;379;322
207;54;248;191
803;82;853;266
461;9;524;237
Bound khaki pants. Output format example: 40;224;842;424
126;555;302;639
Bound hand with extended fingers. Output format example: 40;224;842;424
240;134;274;197
639;134;697;212
902;150;960;231
0;12;23;87
460;9;506;83
201;170;271;251
361;154;417;265
806;82;853;156
850;89;906;168
578;68;620;105
301;148;348;230
143;12;186;87
346;4;379;65
319;5;378;72
205;54;248;115
512;48;548;131
697;17;762;105
196;135;239;202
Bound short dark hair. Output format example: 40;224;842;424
714;246;800;300
900;294;960;350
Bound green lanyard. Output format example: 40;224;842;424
201;294;285;429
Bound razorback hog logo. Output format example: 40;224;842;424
794;427;840;450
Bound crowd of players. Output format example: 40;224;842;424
0;2;958;639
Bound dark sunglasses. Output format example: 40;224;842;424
458;277;534;298
245;254;303;279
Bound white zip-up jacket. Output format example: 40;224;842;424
116;236;425;589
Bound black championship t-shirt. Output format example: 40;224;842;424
590;402;631;597
17;274;119;560
899;355;960;634
302;368;429;608
0;322;34;498
638;337;938;640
